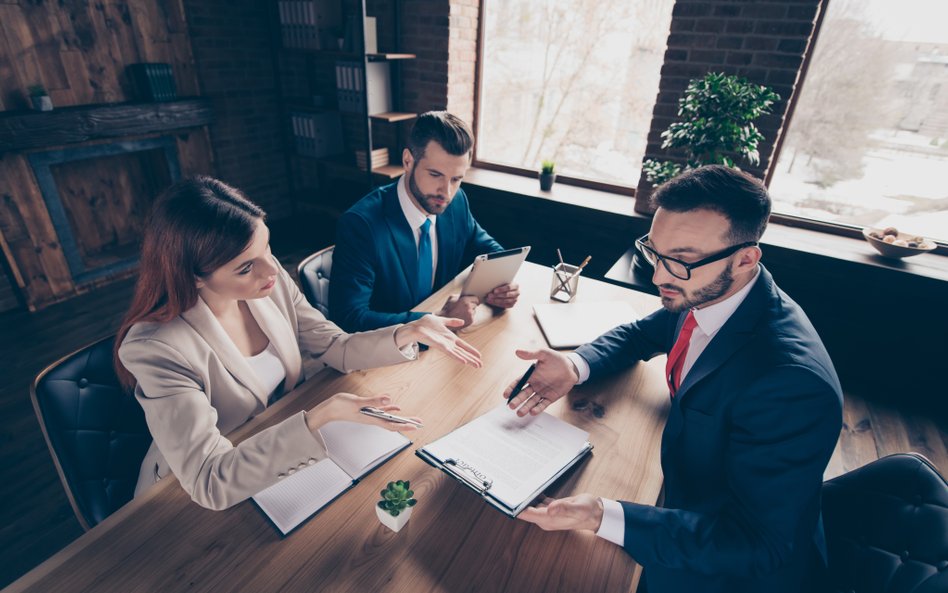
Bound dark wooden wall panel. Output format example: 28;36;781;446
0;1;199;110
0;1;214;310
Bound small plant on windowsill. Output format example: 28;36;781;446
376;480;417;532
28;84;53;112
539;160;556;191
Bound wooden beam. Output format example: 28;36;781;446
0;98;213;153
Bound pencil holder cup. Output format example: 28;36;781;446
550;263;581;302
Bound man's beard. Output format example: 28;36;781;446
659;263;735;313
408;163;451;215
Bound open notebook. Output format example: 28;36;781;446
253;421;411;535
416;405;592;517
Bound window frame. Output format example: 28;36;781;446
470;0;638;196
471;0;946;254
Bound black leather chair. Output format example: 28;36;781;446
31;336;152;530
822;453;948;593
297;245;333;315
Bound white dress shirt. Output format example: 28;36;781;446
568;267;762;546
397;176;438;289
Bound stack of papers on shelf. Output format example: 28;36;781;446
355;148;389;170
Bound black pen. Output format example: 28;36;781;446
507;364;537;405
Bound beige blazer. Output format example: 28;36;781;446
119;263;412;510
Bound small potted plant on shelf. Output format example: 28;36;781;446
376;480;416;532
539;160;556;191
28;84;53;112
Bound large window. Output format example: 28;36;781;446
770;0;948;243
475;0;675;189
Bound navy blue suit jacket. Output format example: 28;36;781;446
330;181;503;332
575;266;842;593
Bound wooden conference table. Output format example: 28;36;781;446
9;262;670;593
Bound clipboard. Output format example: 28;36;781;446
416;443;592;517
414;405;593;517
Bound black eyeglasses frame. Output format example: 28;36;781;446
634;234;758;281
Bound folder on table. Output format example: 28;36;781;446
416;405;592;517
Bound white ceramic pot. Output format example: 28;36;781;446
376;504;412;532
31;95;53;111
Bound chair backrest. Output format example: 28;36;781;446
31;336;152;530
297;245;334;316
822;452;948;593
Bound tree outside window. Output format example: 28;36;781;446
476;0;675;188
770;0;948;243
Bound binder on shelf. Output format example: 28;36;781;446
364;16;378;54
415;405;593;517
253;421;411;535
278;1;340;50
289;111;343;159
334;61;391;115
127;63;176;101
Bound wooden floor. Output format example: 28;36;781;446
0;225;945;588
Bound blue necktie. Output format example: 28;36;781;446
417;218;433;299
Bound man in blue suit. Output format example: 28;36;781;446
330;111;520;332
506;166;842;592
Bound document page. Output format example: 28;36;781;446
319;421;411;479
253;458;352;535
422;405;590;509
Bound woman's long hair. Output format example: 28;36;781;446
114;176;265;390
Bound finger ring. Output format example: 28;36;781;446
536;397;546;405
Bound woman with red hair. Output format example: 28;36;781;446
115;176;481;510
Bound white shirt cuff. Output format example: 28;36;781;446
595;498;625;547
566;352;591;384
398;342;419;360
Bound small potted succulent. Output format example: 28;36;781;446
539;160;556;191
28;84;53;111
376;480;416;532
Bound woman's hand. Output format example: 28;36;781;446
396;315;483;368
305;393;422;433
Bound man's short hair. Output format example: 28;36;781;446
651;165;772;243
407;111;474;160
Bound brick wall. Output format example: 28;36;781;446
400;0;480;125
635;0;822;209
183;0;293;219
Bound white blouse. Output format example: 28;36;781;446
245;342;286;402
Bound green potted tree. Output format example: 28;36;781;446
28;84;53;111
637;72;779;210
376;479;417;532
539;160;556;191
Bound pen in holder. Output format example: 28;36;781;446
550;262;581;302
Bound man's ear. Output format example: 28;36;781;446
402;148;413;171
737;246;762;271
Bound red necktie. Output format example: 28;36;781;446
666;310;698;397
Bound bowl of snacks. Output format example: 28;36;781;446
862;227;936;259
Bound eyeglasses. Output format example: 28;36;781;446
635;234;757;281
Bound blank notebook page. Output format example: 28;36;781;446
319;420;411;479
252;459;352;535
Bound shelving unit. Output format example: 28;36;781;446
272;0;414;216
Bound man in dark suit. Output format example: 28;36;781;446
507;166;842;592
330;111;520;332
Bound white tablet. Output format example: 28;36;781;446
461;246;531;299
